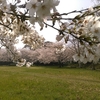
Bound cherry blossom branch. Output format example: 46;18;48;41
43;21;100;44
0;22;12;30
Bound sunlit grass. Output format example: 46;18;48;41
0;66;100;100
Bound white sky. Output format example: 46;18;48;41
16;0;94;49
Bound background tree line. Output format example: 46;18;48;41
0;41;75;67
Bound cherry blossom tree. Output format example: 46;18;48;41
0;48;16;65
55;42;75;67
37;47;57;64
0;0;100;66
20;48;39;63
0;49;10;62
0;0;45;64
32;42;74;66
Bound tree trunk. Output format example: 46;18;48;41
91;63;95;70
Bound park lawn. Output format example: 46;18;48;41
0;66;100;100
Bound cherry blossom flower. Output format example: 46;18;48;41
56;35;64;41
91;21;100;40
88;7;94;13
26;0;40;16
48;0;60;12
16;59;26;67
26;62;33;67
0;3;10;12
36;0;60;18
36;1;51;18
29;17;44;29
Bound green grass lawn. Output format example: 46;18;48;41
0;66;100;100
